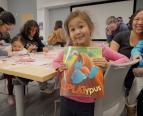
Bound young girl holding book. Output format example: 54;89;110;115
53;10;129;116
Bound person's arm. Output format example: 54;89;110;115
52;50;64;69
110;40;120;52
47;31;57;45
103;45;129;63
48;34;54;45
26;44;37;53
52;50;68;73
110;31;124;50
92;45;129;69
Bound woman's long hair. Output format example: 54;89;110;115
21;19;39;40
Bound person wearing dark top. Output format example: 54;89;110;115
0;32;11;43
0;11;15;55
0;10;16;105
0;7;11;44
111;31;133;58
20;19;49;92
106;16;129;44
20;19;48;52
110;9;143;116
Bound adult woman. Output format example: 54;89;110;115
0;11;16;105
0;7;11;44
110;9;143;116
21;19;48;52
20;19;49;91
0;11;15;55
48;20;67;47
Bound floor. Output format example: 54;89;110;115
0;79;60;116
0;78;135;116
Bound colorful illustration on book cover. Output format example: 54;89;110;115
60;47;104;98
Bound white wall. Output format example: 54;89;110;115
37;0;137;42
49;7;70;33
8;0;37;37
37;0;107;42
37;8;49;44
37;0;105;9
0;0;8;10
72;0;134;39
136;0;143;10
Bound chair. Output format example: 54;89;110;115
54;98;60;116
130;68;143;116
94;60;139;116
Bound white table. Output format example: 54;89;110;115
0;50;61;116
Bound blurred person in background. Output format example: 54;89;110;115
106;16;129;44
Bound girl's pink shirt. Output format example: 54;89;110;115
52;45;129;103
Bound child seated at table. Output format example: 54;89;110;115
7;35;27;55
4;34;27;106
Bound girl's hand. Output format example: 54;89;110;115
57;62;67;72
27;44;37;52
132;54;142;61
43;47;48;53
92;57;108;69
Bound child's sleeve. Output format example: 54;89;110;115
131;40;143;57
52;50;64;69
102;45;129;63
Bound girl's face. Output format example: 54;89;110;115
12;40;24;51
0;24;14;33
29;26;38;37
68;17;91;46
132;11;143;35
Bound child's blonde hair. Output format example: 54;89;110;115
64;10;94;37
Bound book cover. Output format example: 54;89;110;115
60;46;104;98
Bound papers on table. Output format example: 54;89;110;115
0;52;57;69
0;48;63;71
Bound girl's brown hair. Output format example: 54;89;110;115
64;10;94;37
11;34;25;46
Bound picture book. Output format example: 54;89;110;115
60;46;104;98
